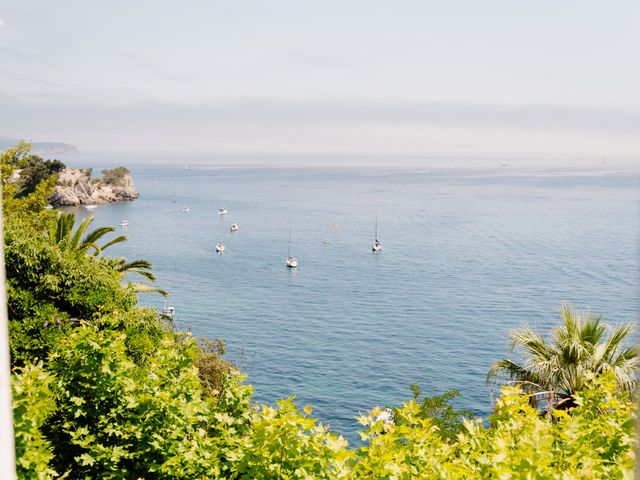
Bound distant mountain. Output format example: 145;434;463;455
0;136;79;155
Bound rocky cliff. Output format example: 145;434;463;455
48;168;139;206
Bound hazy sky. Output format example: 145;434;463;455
0;0;639;157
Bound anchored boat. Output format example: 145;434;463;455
372;218;382;252
286;229;297;268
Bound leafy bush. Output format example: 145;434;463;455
12;363;58;480
46;326;216;478
101;167;130;186
194;338;232;400
351;372;635;479
408;386;473;442
227;399;352;479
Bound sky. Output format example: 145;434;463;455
0;0;639;159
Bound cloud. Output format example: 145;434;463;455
0;95;638;156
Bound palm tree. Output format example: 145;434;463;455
49;213;166;296
49;213;126;255
487;304;640;410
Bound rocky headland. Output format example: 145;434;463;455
49;167;139;206
0;136;79;155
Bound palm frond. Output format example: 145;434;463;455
55;213;76;245
486;359;545;387
98;235;127;252
82;225;116;247
603;324;633;361
129;283;168;297
70;215;95;249
511;325;553;361
117;259;153;271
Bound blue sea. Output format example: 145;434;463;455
63;159;639;442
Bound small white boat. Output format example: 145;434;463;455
85;204;97;210
216;242;225;253
120;219;129;227
218;207;227;215
286;229;297;268
286;256;298;268
501;162;508;167
182;207;190;213
162;299;175;319
372;218;382;252
322;240;331;245
44;204;54;210
230;223;239;232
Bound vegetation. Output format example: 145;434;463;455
408;386;474;442
48;212;127;256
1;140;65;198
2;142;637;478
487;304;640;410
101;166;130;186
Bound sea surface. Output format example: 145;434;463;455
63;161;639;442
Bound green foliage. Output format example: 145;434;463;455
352;403;455;478
1;141;64;213
350;372;636;479
101;167;130;186
1;140;32;180
46;326;218;478
408;386;474;442
17;155;65;197
227;399;353;479
5;215;136;319
12;362;59;480
194;338;232;400
48;213;127;257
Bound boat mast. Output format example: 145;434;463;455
375;217;378;242
288;229;292;257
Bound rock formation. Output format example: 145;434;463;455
48;168;139;206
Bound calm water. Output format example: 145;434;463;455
66;163;639;441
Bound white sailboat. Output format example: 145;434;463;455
218;207;227;215
120;219;129;227
162;299;175;319
286;229;298;268
230;223;239;232
216;242;225;253
372;218;382;252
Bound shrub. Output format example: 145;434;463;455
194;338;232;400
408;386;474;442
101;167;130;186
12;363;58;480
